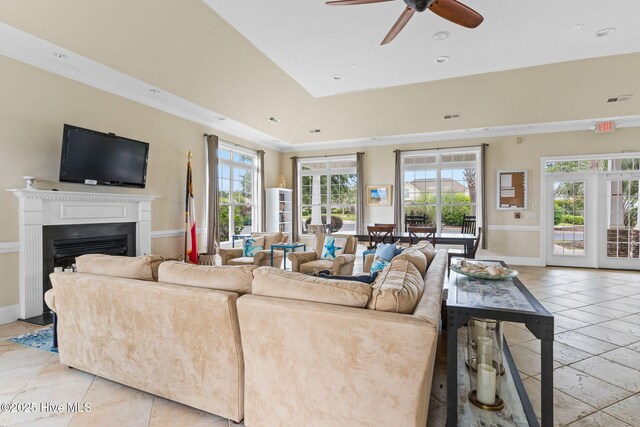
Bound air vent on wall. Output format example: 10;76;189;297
607;94;632;103
444;112;461;120
309;129;321;134
268;116;280;123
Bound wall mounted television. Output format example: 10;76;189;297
59;124;150;188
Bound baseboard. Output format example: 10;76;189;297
0;304;19;325
476;256;544;267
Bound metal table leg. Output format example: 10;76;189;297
541;339;554;427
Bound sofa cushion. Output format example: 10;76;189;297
368;258;424;314
413;241;436;267
252;232;285;249
394;248;428;278
253;267;372;308
75;254;164;281
299;259;335;274
227;257;256;266
158;261;257;294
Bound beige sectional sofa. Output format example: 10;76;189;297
46;244;447;426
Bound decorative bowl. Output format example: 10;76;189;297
450;262;518;280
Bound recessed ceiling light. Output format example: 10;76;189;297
332;74;344;81
268;116;280;124
595;28;616;37
433;31;449;41
574;24;584;31
149;89;161;94
53;52;68;59
435;56;450;64
215;116;226;121
351;64;359;69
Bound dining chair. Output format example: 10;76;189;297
448;227;482;276
407;225;436;246
363;224;396;262
461;214;477;235
404;214;427;231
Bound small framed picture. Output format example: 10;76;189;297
367;185;392;206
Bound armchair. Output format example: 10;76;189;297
219;232;289;268
287;234;358;275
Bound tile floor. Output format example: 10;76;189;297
0;265;639;426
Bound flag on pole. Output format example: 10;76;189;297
185;152;198;264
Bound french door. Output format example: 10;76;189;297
598;173;640;269
546;174;596;267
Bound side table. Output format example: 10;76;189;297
270;243;306;269
446;261;554;427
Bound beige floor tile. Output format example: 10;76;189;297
0;379;94;425
555;331;619;355
503;324;536;344
543;297;591;309
600;285;640;297
576;304;631;319
81;377;151;408
0;346;54;371
618;314;640;326
0;322;44;340
539;301;573;313
599;319;640;337
566;293;619;305
24;357;94;390
573;324;640;346
571;356;640;393
627;341;640;352
509;345;560;377
522;377;595;426
576;291;627;302
517;340;591;366
148;397;228;427
594;300;640;314
568;411;633;426
552;366;632;409
71;396;153;427
9;413;75;427
603;394;640;426
425;405;447;427
600;347;640;371
553;315;591;331
559;309;612;325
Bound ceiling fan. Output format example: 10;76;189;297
326;0;483;45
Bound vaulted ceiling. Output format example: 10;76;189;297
1;0;639;150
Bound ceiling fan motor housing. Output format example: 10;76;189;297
405;0;430;12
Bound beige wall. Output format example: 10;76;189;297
0;55;281;309
282;127;640;260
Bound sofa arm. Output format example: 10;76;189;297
287;251;318;272
333;253;356;275
44;288;56;313
218;248;244;265
363;253;375;273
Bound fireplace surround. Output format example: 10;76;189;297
10;189;159;319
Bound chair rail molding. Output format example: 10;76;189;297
8;189;159;319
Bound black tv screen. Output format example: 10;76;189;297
59;124;149;188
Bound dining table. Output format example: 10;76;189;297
353;232;476;253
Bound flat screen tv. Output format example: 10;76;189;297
59;124;149;188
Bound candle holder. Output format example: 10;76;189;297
467;318;505;411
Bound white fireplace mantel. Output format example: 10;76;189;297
9;189;159;319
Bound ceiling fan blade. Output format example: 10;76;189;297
428;0;483;28
326;0;394;5
381;6;415;45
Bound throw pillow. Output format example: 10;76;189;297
370;258;390;273
320;236;347;260
243;236;265;257
374;243;397;262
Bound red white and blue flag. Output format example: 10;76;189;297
185;155;198;264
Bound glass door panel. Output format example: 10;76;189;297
599;176;640;269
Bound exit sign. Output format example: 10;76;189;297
595;121;616;134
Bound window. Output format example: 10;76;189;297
402;148;481;232
299;156;357;234
218;145;258;243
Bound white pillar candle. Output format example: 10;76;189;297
64;268;73;273
476;336;493;365
476;363;496;405
53;267;63;273
474;320;487;341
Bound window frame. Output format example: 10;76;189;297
401;146;482;233
217;142;259;244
